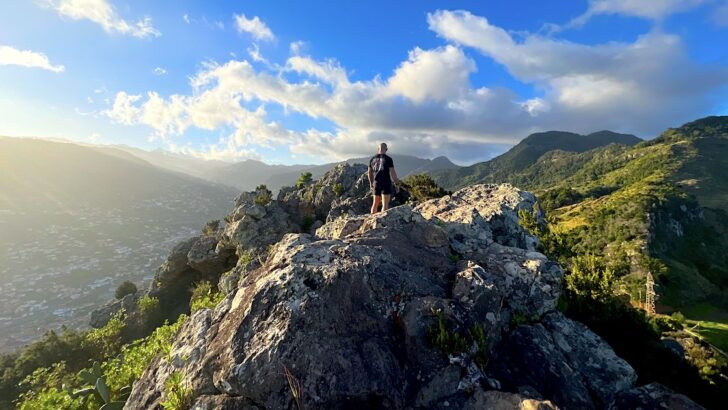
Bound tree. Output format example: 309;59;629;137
402;173;448;202
296;172;313;188
115;281;137;300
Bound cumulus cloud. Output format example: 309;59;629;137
44;0;160;38
153;67;166;75
234;14;274;41
567;0;707;28
428;9;728;134
105;9;728;163
0;45;65;72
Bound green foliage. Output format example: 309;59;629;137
402;173;448;202
333;182;345;197
253;184;272;206
114;281;137;300
202;219;220;236
565;254;615;303
428;311;490;368
161;371;192;410
296;171;313;188
190;281;225;312
84;313;125;358
138;295;160;317
103;314;188;396
428;312;467;355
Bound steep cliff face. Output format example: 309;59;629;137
121;166;700;409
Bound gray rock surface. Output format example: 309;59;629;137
489;311;637;409
124;183;650;410
611;383;705;409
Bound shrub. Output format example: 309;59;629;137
83;313;125;358
190;281;225;312
115;281;137;300
296;172;313;189
138;295;160;317
333;183;345;197
161;371;192;410
103;314;188;395
565;254;615;303
402;174;448;202
254;185;272;206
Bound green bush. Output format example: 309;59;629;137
253;185;272;206
138;295;160;317
402;174;448;202
190;281;225;312
115;281;137;300
333;183;344;197
103;314;188;395
565;254;615;303
161;371;192;410
296;172;313;189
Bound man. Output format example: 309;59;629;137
368;142;400;214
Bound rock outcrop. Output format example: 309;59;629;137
119;178;692;409
119;167;701;409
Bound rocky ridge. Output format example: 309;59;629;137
116;164;702;409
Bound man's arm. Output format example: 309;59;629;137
389;167;400;191
368;166;374;187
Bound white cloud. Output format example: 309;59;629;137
568;0;707;27
428;10;728;133
386;46;475;103
289;41;307;55
234;14;274;41
0;45;65;72
45;0;160;38
247;43;269;64
183;14;191;24
153;67;167;75
105;9;728;163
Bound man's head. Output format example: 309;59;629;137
377;142;388;154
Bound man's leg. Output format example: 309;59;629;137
381;194;391;211
371;195;381;214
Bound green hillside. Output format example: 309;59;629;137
432;130;640;189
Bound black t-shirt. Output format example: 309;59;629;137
369;154;394;185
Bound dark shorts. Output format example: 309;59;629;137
373;181;393;196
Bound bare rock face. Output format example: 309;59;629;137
611;383;705;410
123;183;673;410
416;183;542;251
488;311;637;409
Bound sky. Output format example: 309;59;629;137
1;0;728;165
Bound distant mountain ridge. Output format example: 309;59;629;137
107;144;461;192
431;130;641;190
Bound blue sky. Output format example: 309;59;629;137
1;0;728;165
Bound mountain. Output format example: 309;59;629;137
431;130;641;190
4;162;722;409
265;154;459;193
0;137;237;351
436;118;728;329
98;145;229;181
109;145;460;193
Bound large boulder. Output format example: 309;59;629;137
488;312;637;409
123;184;654;410
416;183;542;251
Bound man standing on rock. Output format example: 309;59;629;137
368;142;400;214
